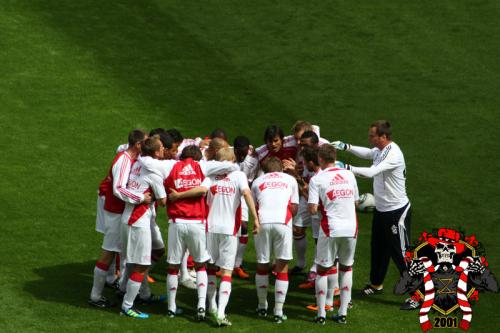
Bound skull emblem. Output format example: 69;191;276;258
435;242;456;263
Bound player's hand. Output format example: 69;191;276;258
282;158;296;171
168;189;180;202
253;220;261;235
143;192;153;204
331;141;350;151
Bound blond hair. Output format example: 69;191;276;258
216;147;236;162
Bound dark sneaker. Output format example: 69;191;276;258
195;307;206;321
166;308;183;318
315;316;326;325
120;307;149;319
360;284;383;296
138;294;167;305
400;297;422;310
105;280;120;290
290;266;304;275
256;308;268;317
88;296;115;308
273;314;287;324
331;314;347;324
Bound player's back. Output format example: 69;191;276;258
205;170;249;235
252;172;299;224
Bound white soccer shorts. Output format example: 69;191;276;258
167;223;210;265
254;223;293;264
292;199;312;228
315;230;357;268
95;194;106;234
207;233;238;270
101;210;122;252
151;220;164;250
121;223;152;266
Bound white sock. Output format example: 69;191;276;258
122;272;143;310
207;271;218;312
105;260;116;284
326;268;338;307
217;277;232;319
274;273;289;317
316;273;328;318
167;269;179;312
234;237;248;268
338;268;353;316
90;262;108;301
310;263;317;273
119;263;132;293
255;273;269;310
196;268;208;310
294;236;307;268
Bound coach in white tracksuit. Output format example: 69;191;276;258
333;120;411;297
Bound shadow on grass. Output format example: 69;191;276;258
23;260;324;322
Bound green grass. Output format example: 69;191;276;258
1;0;499;332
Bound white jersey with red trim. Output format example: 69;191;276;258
121;158;166;228
122;158;166;227
202;170;249;235
176;137;203;159
308;167;359;237
251;172;299;224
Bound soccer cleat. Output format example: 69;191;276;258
105;280;120;290
180;278;197;290
138;294;167;305
88;296;116;308
256;308;268;317
195;307;206;321
306;304;334;312
400;296;422;310
166;308;183;318
331;314;347;324
216;316;232;327
290;266;304;275
298;280;315;289
360;284;383;296
233;267;250;279
120;308;150;319
147;275;156;283
273;314;288;324
315;316;326;325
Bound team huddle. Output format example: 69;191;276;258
88;120;411;326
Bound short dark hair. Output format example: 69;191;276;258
142;136;162;157
264;125;284;143
149;128;166;137
300;130;319;145
302;146;319;165
262;156;283;173
318;145;336;164
128;129;146;146
210;128;227;141
166;128;184;144
180;145;202;161
233;136;250;149
159;132;175;149
370;120;392;139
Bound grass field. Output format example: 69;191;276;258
1;1;499;332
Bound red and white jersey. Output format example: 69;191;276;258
308;167;359;237
202;170;249;235
255;136;298;163
103;151;144;214
238;153;259;183
251;172;299;224
121;159;167;227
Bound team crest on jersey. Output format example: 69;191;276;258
178;164;196;176
395;228;498;331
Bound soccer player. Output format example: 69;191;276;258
88;130;151;308
255;125;298;164
332;120;414;309
169;147;260;326
119;136;167;319
232;136;259;279
252;157;299;324
308;145;359;324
